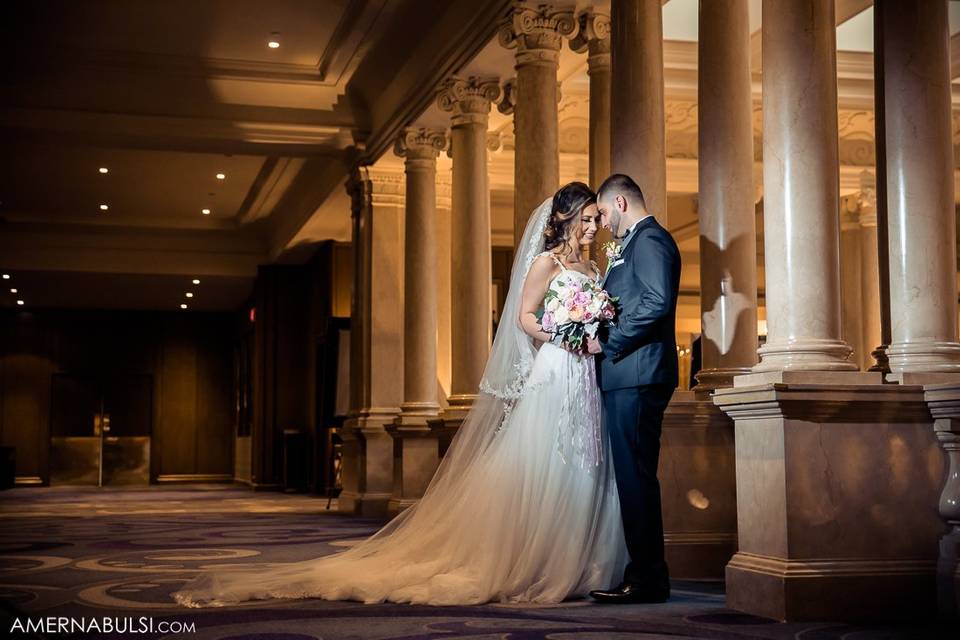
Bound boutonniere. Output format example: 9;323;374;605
601;241;621;267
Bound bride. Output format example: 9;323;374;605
172;182;628;607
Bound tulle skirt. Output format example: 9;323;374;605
172;343;627;607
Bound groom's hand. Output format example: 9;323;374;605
586;337;602;354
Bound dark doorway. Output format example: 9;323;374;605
49;373;152;485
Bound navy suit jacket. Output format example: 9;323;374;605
597;216;681;391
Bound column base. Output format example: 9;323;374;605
338;409;397;517
386;411;441;514
726;552;936;622
428;394;476;458
753;338;857;372
661;390;737;579
887;371;960;385
887;340;960;374
445;393;478;413
714;376;944;622
733;370;882;387
693;368;753;398
868;344;890;373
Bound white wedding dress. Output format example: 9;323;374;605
172;198;628;608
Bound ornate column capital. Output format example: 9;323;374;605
569;9;610;72
394;128;447;169
497;77;516;115
499;2;579;67
347;165;405;214
437;77;501;127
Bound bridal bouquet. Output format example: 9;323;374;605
537;275;619;353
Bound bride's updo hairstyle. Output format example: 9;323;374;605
542;181;596;256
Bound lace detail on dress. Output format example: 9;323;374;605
479;359;552;433
554;352;604;470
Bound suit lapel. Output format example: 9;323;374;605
601;216;657;287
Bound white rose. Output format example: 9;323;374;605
554;306;570;325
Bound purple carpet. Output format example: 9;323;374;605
0;485;951;639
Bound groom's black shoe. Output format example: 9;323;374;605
589;581;670;604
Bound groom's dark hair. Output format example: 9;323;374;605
597;174;647;210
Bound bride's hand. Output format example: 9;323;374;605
586;337;602;355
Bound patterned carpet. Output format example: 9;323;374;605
0;485;951;639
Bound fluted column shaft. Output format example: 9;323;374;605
878;0;960;373
610;0;666;223
500;2;576;247
840;204;864;368
438;78;499;407
870;7;892;372
695;0;758;387
341;166;404;515
395;129;446;416
754;0;854;372
857;173;883;372
571;8;613;270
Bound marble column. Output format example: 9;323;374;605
840;197;864;369
694;0;758;390
878;0;960;376
570;8;613;270
387;128;447;512
499;1;576;247
436;77;499;420
610;0;666;224
341;166;404;516
857;172;884;373
753;0;855;372
870;6;892;373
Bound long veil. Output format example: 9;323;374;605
172;197;557;607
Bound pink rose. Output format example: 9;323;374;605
542;311;556;332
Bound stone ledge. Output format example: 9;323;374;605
713;382;931;422
734;370;883;387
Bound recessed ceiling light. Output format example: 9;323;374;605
180;303;188;309
98;167;109;174
1;274;9;279
216;173;226;180
192;279;200;285
201;208;211;215
10;288;16;293
268;40;280;49
16;300;24;305
99;204;109;211
185;292;194;298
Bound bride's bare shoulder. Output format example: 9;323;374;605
528;253;560;276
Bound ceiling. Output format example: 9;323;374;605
1;0;956;313
0;0;511;312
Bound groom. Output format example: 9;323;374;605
586;174;681;604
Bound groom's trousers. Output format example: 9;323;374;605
603;383;675;588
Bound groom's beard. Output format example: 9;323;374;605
610;212;625;239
